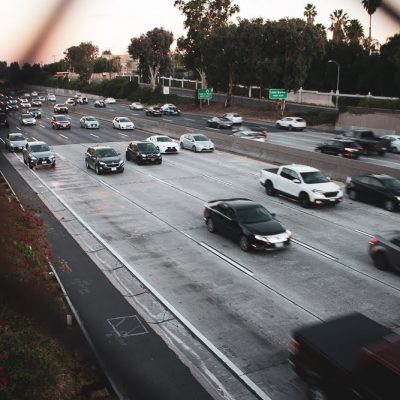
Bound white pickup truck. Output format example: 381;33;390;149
259;164;343;208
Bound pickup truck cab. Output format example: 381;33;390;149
340;130;391;156
289;313;400;400
259;164;343;208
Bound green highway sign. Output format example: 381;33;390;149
198;88;213;100
269;89;288;100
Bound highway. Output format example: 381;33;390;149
1;98;400;400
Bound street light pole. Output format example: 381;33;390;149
328;60;340;108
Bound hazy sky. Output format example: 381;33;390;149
1;0;399;65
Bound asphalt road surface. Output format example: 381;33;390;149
1;97;399;400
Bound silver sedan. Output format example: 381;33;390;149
80;116;100;129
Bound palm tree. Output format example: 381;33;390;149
345;19;364;44
329;9;349;44
304;3;317;25
361;0;382;53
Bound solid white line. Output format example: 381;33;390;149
354;229;372;237
32;137;39;141
55;152;66;161
46;117;51;121
99;179;121;194
162;118;173;122
90;133;99;138
15;126;21;130
200;242;254;276
29;172;272;400
0;138;4;144
292;239;337;261
39;124;46;128
184;118;195;122
118;132;129;137
59;134;69;139
206;127;220;131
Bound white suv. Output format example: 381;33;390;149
276;117;306;131
381;135;400;153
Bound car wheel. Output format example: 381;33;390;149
192;145;197;152
348;189;358;201
85;160;90;169
23;156;27;165
119;168;124;173
239;236;250;252
299;192;311;208
307;384;328;400
383;199;395;212
28;161;33;169
276;123;281;129
95;164;101;175
206;218;216;233
265;181;276;196
288;125;293;131
390;146;398;154
373;252;389;270
378;150;386;156
180;142;184;149
157;160;162;165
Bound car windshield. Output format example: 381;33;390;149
236;206;273;224
10;135;25;141
56;116;69;121
31;144;50;152
96;148;117;157
85;117;96;121
301;171;330;184
157;137;172;142
138;143;157;152
119;118;130;123
193;135;208;141
22;114;32;118
381;177;400;190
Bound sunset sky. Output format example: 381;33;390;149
1;0;399;65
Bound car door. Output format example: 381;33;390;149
388;237;400;270
184;134;193;149
367;177;386;206
86;148;95;168
278;168;300;197
324;140;336;154
131;144;139;162
211;203;231;236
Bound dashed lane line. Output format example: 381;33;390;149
59;134;69;140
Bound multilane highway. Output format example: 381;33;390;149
1;99;399;400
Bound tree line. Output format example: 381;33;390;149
1;1;399;100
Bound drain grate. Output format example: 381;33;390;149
107;315;148;338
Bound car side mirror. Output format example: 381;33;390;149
327;176;331;181
271;213;276;218
293;179;301;184
117;152;121;156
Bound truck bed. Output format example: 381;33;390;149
294;313;392;374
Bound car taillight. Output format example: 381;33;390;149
344;147;356;152
358;145;364;151
289;337;299;354
369;236;379;244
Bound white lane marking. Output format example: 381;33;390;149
59;134;69;139
162;118;173;122
39;124;46;128
90;133;99;138
29;172;272;400
55;152;66;161
200;242;254;276
202;117;209;120
354;229;373;237
206;127;220;131
184;118;195;122
46;117;51;121
99;179;121;194
0;138;4;143
292;239;337;261
131;112;140;116
118;132;129;137
15;126;21;130
32;137;39;141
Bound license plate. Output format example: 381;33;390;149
275;242;284;248
111;167;116;171
151;158;155;162
40;161;45;164
382;147;386;151
18;146;22;150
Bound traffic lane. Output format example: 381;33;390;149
8;150;311;400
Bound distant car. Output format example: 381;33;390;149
146;135;179;154
161;103;176;111
104;97;116;104
23;141;56;169
51;115;71;130
232;130;267;141
203;198;291;251
47;93;56;102
5;133;28;152
112;117;134;130
380;134;400;154
145;106;163;116
7;100;19;111
94;100;106;108
31;98;42;106
0;112;9;127
163;106;181;116
126;141;162;165
80;116;99;129
28;107;41;119
65;98;76;106
19;113;36;126
369;231;400;271
38;95;46;102
20;101;31;109
31;91;38;97
207;116;233;129
346;174;400;212
54;104;68;114
315;138;361;159
179;133;214;152
275;117;306;131
129;102;144;110
75;96;88;104
222;112;243;124
85;146;124;174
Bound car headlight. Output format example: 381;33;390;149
312;189;324;194
156;153;161;157
141;154;147;158
254;235;269;243
396;196;400;201
49;155;55;160
31;156;37;161
286;230;292;239
118;160;124;165
99;161;107;166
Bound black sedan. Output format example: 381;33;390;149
315;138;361;159
126;141;162;165
346;174;400;211
207;116;233;129
94;100;106;108
369;231;400;271
203;198;291;251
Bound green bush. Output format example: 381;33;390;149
292;110;338;126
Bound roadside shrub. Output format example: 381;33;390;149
291;110;338;126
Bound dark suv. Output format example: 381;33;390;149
315;138;361;159
126;141;162;165
85;146;124;175
53;104;68;114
